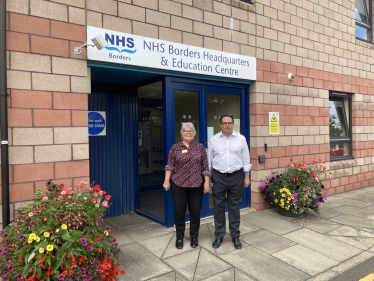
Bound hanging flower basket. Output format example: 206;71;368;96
258;159;331;216
0;181;125;281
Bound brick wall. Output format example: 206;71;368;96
2;0;374;219
0;0;89;228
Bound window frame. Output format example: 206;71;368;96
355;0;372;43
240;0;252;4
329;92;353;161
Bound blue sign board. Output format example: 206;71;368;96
88;111;106;136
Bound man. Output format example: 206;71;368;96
207;113;251;249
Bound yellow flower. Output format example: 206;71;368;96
29;233;36;239
39;248;44;253
44;232;50;238
287;197;291;201
285;207;289;210
28;238;33;244
46;245;53;252
280;199;284;202
291;196;294;199
104;231;109;236
282;194;285;197
274;199;278;203
34;237;40;242
61;224;67;229
280;188;284;192
56;229;60;233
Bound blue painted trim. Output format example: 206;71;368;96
87;61;254;85
136;210;165;226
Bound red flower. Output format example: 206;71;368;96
64;196;69;200
91;198;96;203
105;195;111;201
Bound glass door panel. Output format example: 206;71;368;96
137;81;164;220
207;93;241;209
175;91;200;143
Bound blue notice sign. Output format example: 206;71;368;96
88;111;106;136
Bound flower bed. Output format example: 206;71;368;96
258;159;331;215
0;181;125;281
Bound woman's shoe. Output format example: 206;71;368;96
176;239;184;249
190;238;198;248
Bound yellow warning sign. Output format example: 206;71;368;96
271;114;278;122
269;112;280;134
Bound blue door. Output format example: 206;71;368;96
164;77;250;227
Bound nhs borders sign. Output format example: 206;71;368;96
87;26;256;81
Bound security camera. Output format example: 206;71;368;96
288;73;295;81
91;35;109;50
74;35;109;55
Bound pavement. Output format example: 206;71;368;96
106;186;374;281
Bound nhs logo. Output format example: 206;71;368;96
104;33;137;54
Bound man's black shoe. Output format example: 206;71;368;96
191;238;198;248
176;239;183;249
232;237;242;249
212;237;223;248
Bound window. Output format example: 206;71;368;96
329;93;352;160
355;0;372;41
240;0;252;3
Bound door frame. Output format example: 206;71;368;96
163;76;251;227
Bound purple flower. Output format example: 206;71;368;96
83;265;88;269
114;243;118;247
46;201;50;205
90;259;95;264
47;181;51;185
18;235;24;240
60;184;64;187
105;226;110;231
58;275;65;281
23;242;29;247
292;198;298;203
316;201;321;206
3;234;8;238
323;193;328;198
82;242;87;246
112;238;116;243
101;237;105;241
87;245;93;252
10;218;14;222
80;237;87;243
30;221;35;226
260;183;266;188
2;252;6;257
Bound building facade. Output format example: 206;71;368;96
1;0;374;228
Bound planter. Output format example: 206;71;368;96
278;206;301;217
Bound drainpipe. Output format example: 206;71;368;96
0;0;10;229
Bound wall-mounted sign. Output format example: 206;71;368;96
269;112;279;135
87;26;256;81
89;111;106;136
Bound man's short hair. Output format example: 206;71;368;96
219;113;234;123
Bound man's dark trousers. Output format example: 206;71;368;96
212;169;243;239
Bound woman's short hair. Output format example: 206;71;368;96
180;122;196;136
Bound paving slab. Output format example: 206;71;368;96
163;248;200;281
327;226;360;237
240;229;296;254
176;272;188;281
330;214;374;229
140;232;173;258
272;244;339;275
334;193;374;203
118;243;173;281
283;228;362;262
241;211;303;235
201;268;235;281
194;248;233;280
147;271;176;281
121;222;174;242
220;245;310;281
323;196;373;208
358;237;374;248
110;230;135;246
234;269;256;280
106;214;151;229
319;201;345;210
188;224;216;255
304;222;341;234
329;236;368;250
330;205;374;218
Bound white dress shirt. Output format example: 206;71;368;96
208;130;252;173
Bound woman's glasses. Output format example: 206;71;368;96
183;130;194;133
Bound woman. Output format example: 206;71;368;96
163;122;210;249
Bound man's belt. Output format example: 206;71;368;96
214;168;242;176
